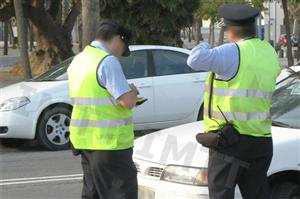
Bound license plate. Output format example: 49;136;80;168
138;186;155;199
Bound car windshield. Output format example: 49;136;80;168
271;73;300;129
29;57;73;81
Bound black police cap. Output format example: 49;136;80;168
97;20;132;57
219;4;260;26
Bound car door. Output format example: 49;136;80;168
151;49;207;123
119;50;155;125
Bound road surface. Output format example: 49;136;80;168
0;144;83;199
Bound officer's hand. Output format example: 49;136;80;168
117;84;139;109
129;83;139;95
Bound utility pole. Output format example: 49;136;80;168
268;1;271;43
13;0;32;79
282;0;294;67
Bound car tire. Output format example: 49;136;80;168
272;182;300;199
197;104;204;121
36;106;71;151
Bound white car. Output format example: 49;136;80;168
276;65;300;88
0;45;207;150
133;74;300;199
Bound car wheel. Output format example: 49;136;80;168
37;106;71;151
197;104;204;121
272;182;300;199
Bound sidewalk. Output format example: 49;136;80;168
0;44;19;69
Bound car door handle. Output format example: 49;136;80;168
137;83;152;88
193;78;203;83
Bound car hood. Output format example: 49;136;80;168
133;122;209;168
133;122;300;168
0;80;67;103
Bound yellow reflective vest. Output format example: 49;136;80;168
67;45;134;150
204;38;281;137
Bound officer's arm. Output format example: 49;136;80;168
117;89;138;109
187;42;239;80
98;56;138;109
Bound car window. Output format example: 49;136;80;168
119;50;148;79
30;57;73;81
271;78;300;129
152;50;194;76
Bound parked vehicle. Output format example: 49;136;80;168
134;74;300;199
0;45;207;150
278;34;298;47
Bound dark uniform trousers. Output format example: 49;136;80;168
207;135;273;199
79;148;138;199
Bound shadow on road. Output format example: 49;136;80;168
0;130;156;153
0;139;68;153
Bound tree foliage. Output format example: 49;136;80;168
99;0;198;46
194;0;264;23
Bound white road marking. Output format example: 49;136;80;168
0;174;83;186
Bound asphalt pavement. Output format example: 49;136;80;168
0;144;84;199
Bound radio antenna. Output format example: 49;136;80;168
217;105;229;123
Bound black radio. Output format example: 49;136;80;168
196;106;240;149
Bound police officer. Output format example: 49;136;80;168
187;4;280;199
67;20;138;199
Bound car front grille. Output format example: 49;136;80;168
134;162;141;173
146;167;164;178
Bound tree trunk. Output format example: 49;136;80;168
28;22;34;51
175;31;183;47
293;18;300;61
211;22;215;46
25;0;80;76
30;24;62;73
8;21;17;48
82;0;100;47
195;19;203;43
78;15;83;51
191;24;195;41
282;0;294;67
208;20;215;46
218;26;225;45
209;21;213;45
3;20;8;55
188;27;191;42
13;0;32;79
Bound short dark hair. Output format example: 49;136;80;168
230;23;257;39
95;20;121;41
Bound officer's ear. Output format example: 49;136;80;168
226;26;237;42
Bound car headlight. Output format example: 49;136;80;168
161;165;208;186
0;97;31;111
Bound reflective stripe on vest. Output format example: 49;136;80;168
204;85;272;100
70;118;132;128
203;108;270;121
71;97;117;106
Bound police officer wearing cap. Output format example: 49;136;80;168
67;20;138;199
187;4;280;199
